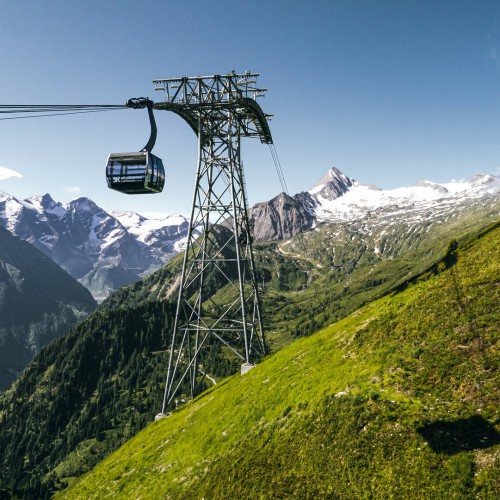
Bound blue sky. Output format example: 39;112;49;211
1;0;500;217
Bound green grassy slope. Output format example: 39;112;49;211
1;207;497;498
60;224;500;499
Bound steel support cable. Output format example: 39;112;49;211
267;142;309;259
268;143;289;194
0;104;128;120
0;104;127;111
267;146;321;313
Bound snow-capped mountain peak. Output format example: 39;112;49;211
109;210;190;244
309;167;354;200
27;193;66;217
469;173;498;190
67;197;101;213
309;170;499;223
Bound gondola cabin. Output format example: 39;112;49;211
106;151;165;194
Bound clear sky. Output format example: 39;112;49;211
1;0;500;217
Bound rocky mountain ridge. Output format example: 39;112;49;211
1;167;498;298
0;193;192;300
251;167;499;240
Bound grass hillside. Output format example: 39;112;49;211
1;209;497;498
59;223;500;499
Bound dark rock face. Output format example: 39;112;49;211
251;192;315;241
416;180;448;194
250;167;354;241
0;226;96;390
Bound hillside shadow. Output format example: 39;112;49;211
417;415;500;454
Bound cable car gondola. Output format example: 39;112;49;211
106;98;165;194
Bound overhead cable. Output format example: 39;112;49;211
268;143;289;195
0;104;128;120
268;142;310;258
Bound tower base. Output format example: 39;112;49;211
154;412;170;421
241;363;256;375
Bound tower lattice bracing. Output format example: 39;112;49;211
152;73;272;411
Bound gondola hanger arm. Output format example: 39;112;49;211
126;97;157;153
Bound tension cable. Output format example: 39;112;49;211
0;104;128;120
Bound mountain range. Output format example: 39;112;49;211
0;167;498;497
251;167;499;240
1;167;498;301
0;166;497;389
0;193;192;300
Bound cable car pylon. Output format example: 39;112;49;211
128;72;272;415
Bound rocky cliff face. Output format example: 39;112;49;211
0;226;96;390
251;192;315;240
251;167;353;241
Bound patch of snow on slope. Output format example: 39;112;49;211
27;195;67;218
85;214;108;253
173;236;189;253
39;234;57;250
2;196;30;230
110;210;188;243
46;204;66;218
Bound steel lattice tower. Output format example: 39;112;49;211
152;73;273;412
